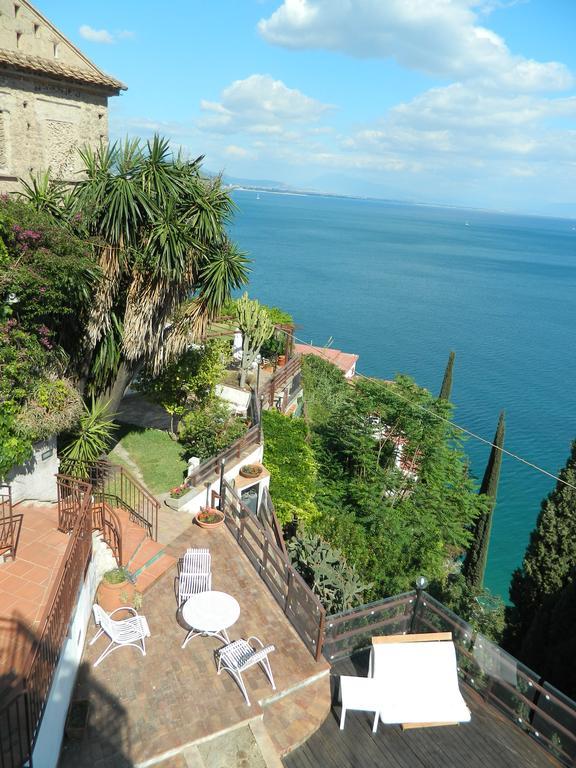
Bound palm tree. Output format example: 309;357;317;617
63;136;249;413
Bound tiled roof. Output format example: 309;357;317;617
0;49;126;91
294;344;359;376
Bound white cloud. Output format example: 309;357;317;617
79;25;113;44
258;0;573;92
198;74;332;134
79;25;135;44
224;145;250;158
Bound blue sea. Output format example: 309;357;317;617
229;190;576;599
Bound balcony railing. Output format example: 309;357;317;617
259;355;302;410
323;590;576;767
217;480;326;661
0;484;21;561
0;475;92;768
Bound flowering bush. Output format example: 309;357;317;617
170;484;190;499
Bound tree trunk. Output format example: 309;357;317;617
98;360;135;417
239;335;250;388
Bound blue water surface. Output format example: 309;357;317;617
229;190;576;599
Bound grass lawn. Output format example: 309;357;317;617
110;424;188;495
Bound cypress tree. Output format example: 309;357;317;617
462;411;505;588
506;441;576;652
439;350;455;400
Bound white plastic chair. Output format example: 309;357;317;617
217;636;275;706
90;604;150;667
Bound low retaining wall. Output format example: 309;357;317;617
6;437;59;503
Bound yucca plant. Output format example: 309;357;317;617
59;398;117;468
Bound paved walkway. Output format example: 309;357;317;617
0;503;68;676
60;522;329;767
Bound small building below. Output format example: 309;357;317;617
295;343;359;379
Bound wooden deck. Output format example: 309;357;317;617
283;652;562;768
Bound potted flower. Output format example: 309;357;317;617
97;567;140;612
195;507;225;529
239;463;263;479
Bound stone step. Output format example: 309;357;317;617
134;553;177;595
128;538;166;578
113;507;149;566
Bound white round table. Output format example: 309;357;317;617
181;590;240;648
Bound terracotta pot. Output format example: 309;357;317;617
239;464;263;479
277;355;286;367
97;579;137;612
195;507;225;529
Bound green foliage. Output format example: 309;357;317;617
235;293;274;387
300;362;487;599
178;398;246;460
506;440;576;655
262;409;319;526
432;573;505;642
18;379;83;441
103;567;131;585
288;531;371;612
0;196;98;364
439;350;455;400
0;320;81;477
60;399;118;465
135;340;230;431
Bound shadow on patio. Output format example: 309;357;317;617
61;522;330;767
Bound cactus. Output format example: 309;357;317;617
235;293;275;388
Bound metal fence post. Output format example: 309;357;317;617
219;460;226;511
409;575;428;633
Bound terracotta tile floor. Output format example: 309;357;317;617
0;502;68;676
60;522;329;768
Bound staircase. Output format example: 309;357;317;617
111;506;176;594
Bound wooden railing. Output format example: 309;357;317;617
0;484;21;561
259;355;302;410
323;590;576;767
218;480;325;661
61;459;159;541
0;475;92;768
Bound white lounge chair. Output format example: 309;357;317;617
90;604;150;667
370;632;471;728
217;636;275;706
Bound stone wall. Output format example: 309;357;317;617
0;70;108;192
6;435;59;503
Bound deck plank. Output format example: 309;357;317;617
283;652;562;768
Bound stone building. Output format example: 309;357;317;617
0;0;125;193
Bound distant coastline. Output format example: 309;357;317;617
229;184;576;222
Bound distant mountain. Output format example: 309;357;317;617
207;172;293;191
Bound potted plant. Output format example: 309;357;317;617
97;567;140;612
195;507;225;529
239;463;263;479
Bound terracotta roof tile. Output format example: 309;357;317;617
0;49;126;91
294;344;359;376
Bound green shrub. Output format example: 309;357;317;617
178;398;246;460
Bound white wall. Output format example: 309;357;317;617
31;543;102;768
179;444;264;515
6;436;59;503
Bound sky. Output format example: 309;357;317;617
38;0;576;216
